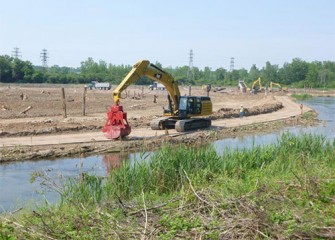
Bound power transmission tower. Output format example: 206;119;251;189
230;57;234;72
40;49;49;68
12;47;22;59
187;49;194;83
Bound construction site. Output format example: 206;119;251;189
0;74;314;162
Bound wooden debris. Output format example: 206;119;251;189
129;104;146;109
20;106;32;114
131;96;142;100
213;87;226;92
1;105;10;111
20;93;28;100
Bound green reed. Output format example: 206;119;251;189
105;133;334;199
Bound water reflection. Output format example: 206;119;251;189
103;154;124;173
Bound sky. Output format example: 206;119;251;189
0;0;334;70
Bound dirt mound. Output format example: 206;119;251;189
212;101;283;120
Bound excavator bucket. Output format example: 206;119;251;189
102;105;131;139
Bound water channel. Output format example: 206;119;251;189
1;97;334;212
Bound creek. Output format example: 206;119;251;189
1;97;334;213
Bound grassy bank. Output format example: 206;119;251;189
291;93;313;100
1;134;335;239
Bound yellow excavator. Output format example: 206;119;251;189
251;77;264;93
269;81;281;92
270;81;288;92
103;60;213;139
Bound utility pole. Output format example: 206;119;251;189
187;49;194;83
320;70;327;92
230;57;234;72
12;47;22;59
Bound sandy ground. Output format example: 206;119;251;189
0;84;315;161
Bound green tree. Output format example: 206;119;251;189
0;55;13;82
280;58;309;85
12;58;26;82
248;64;260;83
214;68;226;84
22;61;34;82
305;61;321;87
261;61;279;87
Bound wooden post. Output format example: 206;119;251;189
82;87;87;116
61;88;67;118
189;85;191;96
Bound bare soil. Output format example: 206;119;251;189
0;84;317;162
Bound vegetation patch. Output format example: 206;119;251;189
291;93;313;100
1;134;334;239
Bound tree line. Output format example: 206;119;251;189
0;55;334;88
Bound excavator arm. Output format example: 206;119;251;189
270;81;286;92
113;60;180;114
103;60;181;139
251;77;262;90
270;81;281;88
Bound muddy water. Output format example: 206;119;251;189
1;97;334;212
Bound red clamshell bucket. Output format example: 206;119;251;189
102;105;131;139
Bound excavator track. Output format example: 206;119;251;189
150;117;173;130
175;118;211;132
151;117;211;132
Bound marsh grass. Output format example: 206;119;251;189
62;173;105;204
2;133;335;239
105;133;332;199
291;93;313;100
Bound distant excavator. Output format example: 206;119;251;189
251;77;264;93
270;81;288;92
103;60;213;139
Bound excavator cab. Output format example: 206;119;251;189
164;96;206;119
178;96;202;118
156;95;212;131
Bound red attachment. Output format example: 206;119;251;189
102;104;131;139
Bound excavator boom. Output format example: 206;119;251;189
113;60;180;114
104;60;180;139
